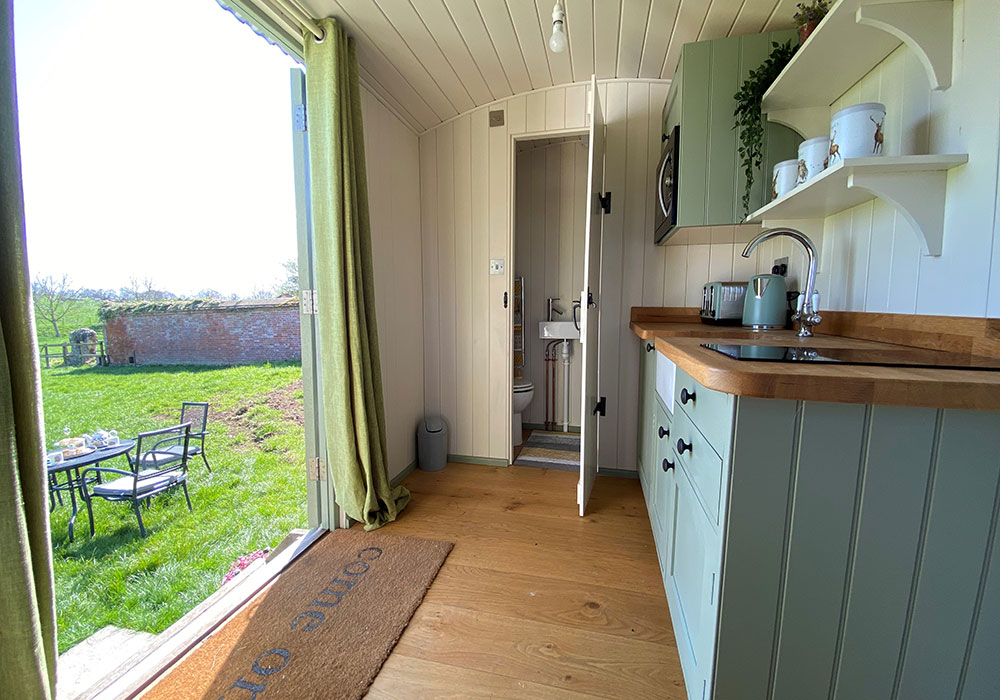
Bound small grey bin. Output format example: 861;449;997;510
416;417;448;472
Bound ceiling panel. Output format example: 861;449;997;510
267;0;796;132
507;0;553;90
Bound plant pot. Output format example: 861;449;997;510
798;20;819;44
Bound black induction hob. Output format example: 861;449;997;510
701;343;1000;371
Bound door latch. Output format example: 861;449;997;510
598;191;612;214
593;396;606;416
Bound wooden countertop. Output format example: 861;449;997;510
630;320;1000;410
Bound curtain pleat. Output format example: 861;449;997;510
0;1;58;697
304;18;409;530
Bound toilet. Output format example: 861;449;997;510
512;379;535;446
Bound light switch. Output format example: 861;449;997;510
490;259;505;275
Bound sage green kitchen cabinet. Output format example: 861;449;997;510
636;340;658;492
660;31;801;238
633;338;1000;699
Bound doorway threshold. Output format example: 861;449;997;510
84;527;325;700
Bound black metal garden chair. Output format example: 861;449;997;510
81;423;193;538
172;402;212;472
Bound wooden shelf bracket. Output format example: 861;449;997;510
847;168;949;255
855;1;953;90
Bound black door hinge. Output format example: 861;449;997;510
598;191;611;214
593;396;606;416
503;291;508;309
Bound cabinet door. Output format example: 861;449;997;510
638;342;659;483
654;438;677;575
666;468;721;700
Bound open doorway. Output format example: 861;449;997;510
12;2;334;693
508;77;605;516
510;133;589;467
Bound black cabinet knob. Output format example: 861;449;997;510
662;458;674;472
680;387;695;405
658;425;669;439
676;438;692;455
645;342;654;352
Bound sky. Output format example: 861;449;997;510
13;0;300;298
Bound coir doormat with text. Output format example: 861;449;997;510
140;529;452;700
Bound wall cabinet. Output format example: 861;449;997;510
635;338;1000;700
659;31;801;238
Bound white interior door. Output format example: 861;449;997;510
578;76;605;516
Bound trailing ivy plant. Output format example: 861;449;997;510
733;40;798;217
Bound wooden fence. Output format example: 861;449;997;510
40;341;109;368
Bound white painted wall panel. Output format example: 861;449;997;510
360;87;424;479
416;0;1000;473
421;79;672;469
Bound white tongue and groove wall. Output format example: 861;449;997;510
380;0;1000;473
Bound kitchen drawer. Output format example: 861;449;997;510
672;407;724;524
675;366;733;455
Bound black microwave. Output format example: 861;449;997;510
654;124;679;244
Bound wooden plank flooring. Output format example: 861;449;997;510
366;463;685;699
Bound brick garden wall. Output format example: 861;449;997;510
105;301;301;366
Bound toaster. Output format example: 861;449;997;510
700;281;748;324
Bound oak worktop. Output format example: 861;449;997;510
630;319;1000;410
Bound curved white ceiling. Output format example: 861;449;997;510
244;0;798;133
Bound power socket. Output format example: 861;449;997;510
772;257;789;276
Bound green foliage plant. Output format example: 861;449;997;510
733;40;798;217
793;0;831;27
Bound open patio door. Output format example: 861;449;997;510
291;68;340;531
578;76;605;516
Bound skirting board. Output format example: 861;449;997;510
599;468;639;479
524;423;581;433
448;454;509;467
390;459;417;487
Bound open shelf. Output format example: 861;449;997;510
762;0;953;137
747;155;967;255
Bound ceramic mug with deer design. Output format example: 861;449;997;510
829;102;886;164
797;136;831;184
772;159;798;200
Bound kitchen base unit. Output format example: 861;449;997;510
635;340;1000;700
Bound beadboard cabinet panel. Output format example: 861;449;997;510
896;410;1000;698
636;359;1000;699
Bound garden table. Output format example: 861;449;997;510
48;440;135;543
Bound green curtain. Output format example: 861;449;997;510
0;1;58;697
304;18;409;530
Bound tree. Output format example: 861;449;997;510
32;274;77;338
274;259;298;297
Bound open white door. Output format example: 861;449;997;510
578;76;605;516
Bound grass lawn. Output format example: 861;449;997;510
42;361;306;653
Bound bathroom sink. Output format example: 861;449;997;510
539;321;580;339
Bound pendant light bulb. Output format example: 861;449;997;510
550;2;567;53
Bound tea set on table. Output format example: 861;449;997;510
47;428;121;466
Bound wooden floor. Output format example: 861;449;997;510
365;462;686;699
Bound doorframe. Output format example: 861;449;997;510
290;68;342;529
506;127;590;463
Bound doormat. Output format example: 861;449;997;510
513;430;580;470
140;529;452;700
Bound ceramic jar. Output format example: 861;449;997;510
796;136;830;184
772;159;798;200
829;102;886;163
